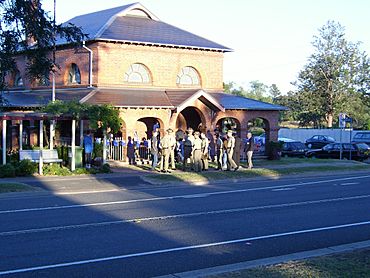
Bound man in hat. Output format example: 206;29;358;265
226;130;239;171
183;127;194;171
168;128;177;170
193;131;203;172
233;132;242;167
200;132;209;170
159;128;173;173
150;130;159;170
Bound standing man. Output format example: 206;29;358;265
83;130;93;169
169;129;177;170
201;132;209;171
159;128;172;173
215;133;223;170
233;132;242;167
226;130;239;171
245;131;254;169
182;128;194;171
193;131;203;172
150;130;159;170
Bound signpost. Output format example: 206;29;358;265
339;113;346;160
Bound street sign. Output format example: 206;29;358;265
339;113;346;128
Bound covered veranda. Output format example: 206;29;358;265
0;112;97;175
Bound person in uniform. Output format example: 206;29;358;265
226;130;239;171
159;128;172;173
168;129;177;170
192;131;203;172
215;133;223;170
150;130;159;170
201;132;209;171
233;132;242;167
182;128;194;171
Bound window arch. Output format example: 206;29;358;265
124;63;151;83
176;66;200;86
68;63;81;84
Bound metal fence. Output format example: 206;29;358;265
107;137;151;163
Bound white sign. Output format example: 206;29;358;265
339;113;346;128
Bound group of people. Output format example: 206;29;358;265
144;126;255;173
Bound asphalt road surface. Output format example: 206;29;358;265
0;172;369;277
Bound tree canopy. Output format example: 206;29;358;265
0;0;86;90
42;100;123;134
293;21;370;128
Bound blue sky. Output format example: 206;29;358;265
43;0;370;93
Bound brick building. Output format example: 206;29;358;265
2;2;285;149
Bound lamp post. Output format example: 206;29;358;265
50;0;56;149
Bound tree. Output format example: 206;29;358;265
294;21;370;128
0;0;86;90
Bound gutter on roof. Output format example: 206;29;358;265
93;38;232;52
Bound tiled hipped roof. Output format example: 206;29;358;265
58;3;231;52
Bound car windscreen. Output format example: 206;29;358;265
356;143;370;150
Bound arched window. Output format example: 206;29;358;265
176;66;200;86
124;63;151;83
14;72;23;87
68;63;81;84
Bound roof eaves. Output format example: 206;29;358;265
94;38;232;52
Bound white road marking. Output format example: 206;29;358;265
1;174;370;215
0;220;369;276
340;182;360;186
1;194;370;237
272;187;296;192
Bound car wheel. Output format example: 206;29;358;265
310;154;316;159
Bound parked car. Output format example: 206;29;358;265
306;142;370;161
281;141;308;158
254;133;294;145
305;135;335;149
352;132;370;145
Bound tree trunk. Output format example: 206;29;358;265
327;113;333;128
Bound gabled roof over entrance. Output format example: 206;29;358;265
58;3;231;52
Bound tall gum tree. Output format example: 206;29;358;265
295;21;369;128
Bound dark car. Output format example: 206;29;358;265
281;141;308;157
305;135;335;149
351;132;370;145
306;142;370;161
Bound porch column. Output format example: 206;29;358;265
50;120;55;150
39;120;43;175
80;120;84;147
103;131;107;164
19;120;23;151
2;119;6;165
71;119;76;171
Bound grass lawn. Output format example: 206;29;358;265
0;182;36;193
208;248;370;278
144;158;370;184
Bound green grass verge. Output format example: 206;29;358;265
145;163;370;184
208;248;370;278
0;182;35;193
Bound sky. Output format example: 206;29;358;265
43;0;370;93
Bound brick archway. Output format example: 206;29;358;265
176;106;206;132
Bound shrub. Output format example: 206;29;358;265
15;159;37;176
0;164;16;178
93;142;103;158
43;164;71;176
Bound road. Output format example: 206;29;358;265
0;172;370;277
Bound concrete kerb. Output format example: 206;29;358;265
155;240;370;278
